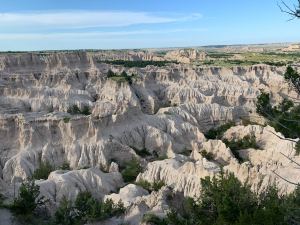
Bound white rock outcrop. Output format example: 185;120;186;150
0;51;299;224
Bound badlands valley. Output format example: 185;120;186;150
0;44;300;224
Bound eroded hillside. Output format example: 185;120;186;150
0;50;299;225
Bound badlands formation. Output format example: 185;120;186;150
0;49;299;224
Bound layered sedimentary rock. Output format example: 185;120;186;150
0;51;299;224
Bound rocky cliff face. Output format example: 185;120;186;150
0;51;299;224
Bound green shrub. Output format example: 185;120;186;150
256;67;300;140
160;173;300;225
142;213;167;225
223;135;259;163
181;149;192;156
200;150;214;160
54;192;125;224
157;154;168;161
54;197;78;225
130;146;152;157
11;180;47;216
59;161;71;170
135;179;152;191
152;180;165;191
33;161;54;180
81;106;91;115
205;122;235;139
67;105;81;115
107;69;115;78
67;105;91;115
63;117;71;123
256;91;271;116
284;66;300;95
136;179;165;192
223;135;259;151
121;158;142;183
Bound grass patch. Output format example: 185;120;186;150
107;70;133;84
199;52;300;67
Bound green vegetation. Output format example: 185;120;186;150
81;105;92;115
163;111;174;115
33;161;71;180
63;117;71;123
98;60;176;68
205;122;235;139
33;161;54;180
67;104;91;115
142;213;167;225
150;173;300;225
59;161;71;170
130;146;152;157
284;66;300;95
198;52;300;67
54;192;125;225
0;193;4;207
256;84;300;140
135;179;165;192
121;158;142;183
200;150;214;160
257;66;300;143
107;69;133;84
223;135;259;162
295;141;300;155
9;187;125;225
10;180;47;222
181;148;192;156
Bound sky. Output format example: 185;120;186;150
0;0;299;51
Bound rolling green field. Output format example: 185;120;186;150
197;51;300;67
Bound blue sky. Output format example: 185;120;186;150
0;0;299;51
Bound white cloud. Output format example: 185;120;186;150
0;11;202;29
0;28;206;40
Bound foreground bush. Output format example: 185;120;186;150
10;180;47;222
152;173;300;225
54;192;125;225
256;67;300;144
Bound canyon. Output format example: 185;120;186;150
0;49;299;224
